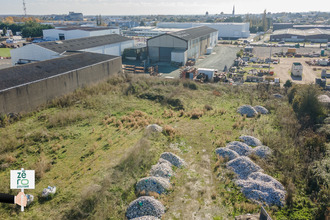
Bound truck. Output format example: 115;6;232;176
291;62;303;77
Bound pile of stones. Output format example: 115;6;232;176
215;136;285;206
237;105;269;117
126;152;185;219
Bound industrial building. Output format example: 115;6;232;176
147;26;218;64
11;34;134;65
156;22;250;39
43;26;120;41
0;52;122;113
273;23;330;31
270;28;330;43
123;26;184;37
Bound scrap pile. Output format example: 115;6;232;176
215;136;285;206
180;66;197;79
123;65;146;74
126;135;186;219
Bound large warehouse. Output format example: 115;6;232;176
270;28;330;43
43;26;120;41
11;34;134;65
157;22;250;39
147;26;218;63
0;52;122;113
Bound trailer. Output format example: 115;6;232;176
197;68;218;82
291;62;303;77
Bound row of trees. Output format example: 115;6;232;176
0;21;53;38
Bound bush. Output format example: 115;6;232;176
183;81;198;90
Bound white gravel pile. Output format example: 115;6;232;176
160;152;186;168
253;106;269;114
239;135;262;147
237;105;258;117
126;196;165;219
136;177;171;195
215;148;240;161
318;95;330;103
273;94;283;99
227;141;253;156
146;124;163;133
226;156;263;179
131;216;160;220
150;161;174;179
235;172;286;206
251;146;273;159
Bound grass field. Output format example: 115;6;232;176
0;48;11;57
0;75;328;219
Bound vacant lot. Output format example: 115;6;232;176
271;57;320;84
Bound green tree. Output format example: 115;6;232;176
2;27;6;36
262;9;268;32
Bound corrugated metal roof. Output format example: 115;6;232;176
37;34;132;53
272;28;330;36
169;26;218;41
0;52;119;91
57;26;117;31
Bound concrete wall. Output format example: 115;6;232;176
0;57;122;114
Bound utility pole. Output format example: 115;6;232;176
22;0;27;17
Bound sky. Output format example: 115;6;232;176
0;0;329;16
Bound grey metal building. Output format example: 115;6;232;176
147;26;218;63
270;28;330;43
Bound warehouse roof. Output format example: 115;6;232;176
169;26;218;41
0;52;119;91
56;26;118;31
37;34;131;53
272;28;330;36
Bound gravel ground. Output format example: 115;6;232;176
0;59;11;70
237;105;258;117
253;106;269;115
239;135;262;147
136;177;171;195
126;196;165;219
160;152;186;168
146;124;163;133
215;147;239;161
227;141;253;156
226;156;263;179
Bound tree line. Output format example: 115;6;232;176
0;21;53;38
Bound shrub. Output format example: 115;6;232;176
162;125;177;138
183;81;198;90
204;105;213;111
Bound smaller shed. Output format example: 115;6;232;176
291;62;303;76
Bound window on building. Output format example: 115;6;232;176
59;33;65;40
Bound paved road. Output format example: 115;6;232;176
161;45;240;78
0;59;11;70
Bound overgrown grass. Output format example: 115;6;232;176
0;75;328;219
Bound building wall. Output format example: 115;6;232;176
10;44;60;65
0;57;122;114
157;22;250;39
43;29;121;41
82;40;134;56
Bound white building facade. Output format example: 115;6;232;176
11;34;133;65
43;27;120;41
157;22;250;39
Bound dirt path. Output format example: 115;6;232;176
162;120;230;219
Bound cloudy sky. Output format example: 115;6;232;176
0;0;329;15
